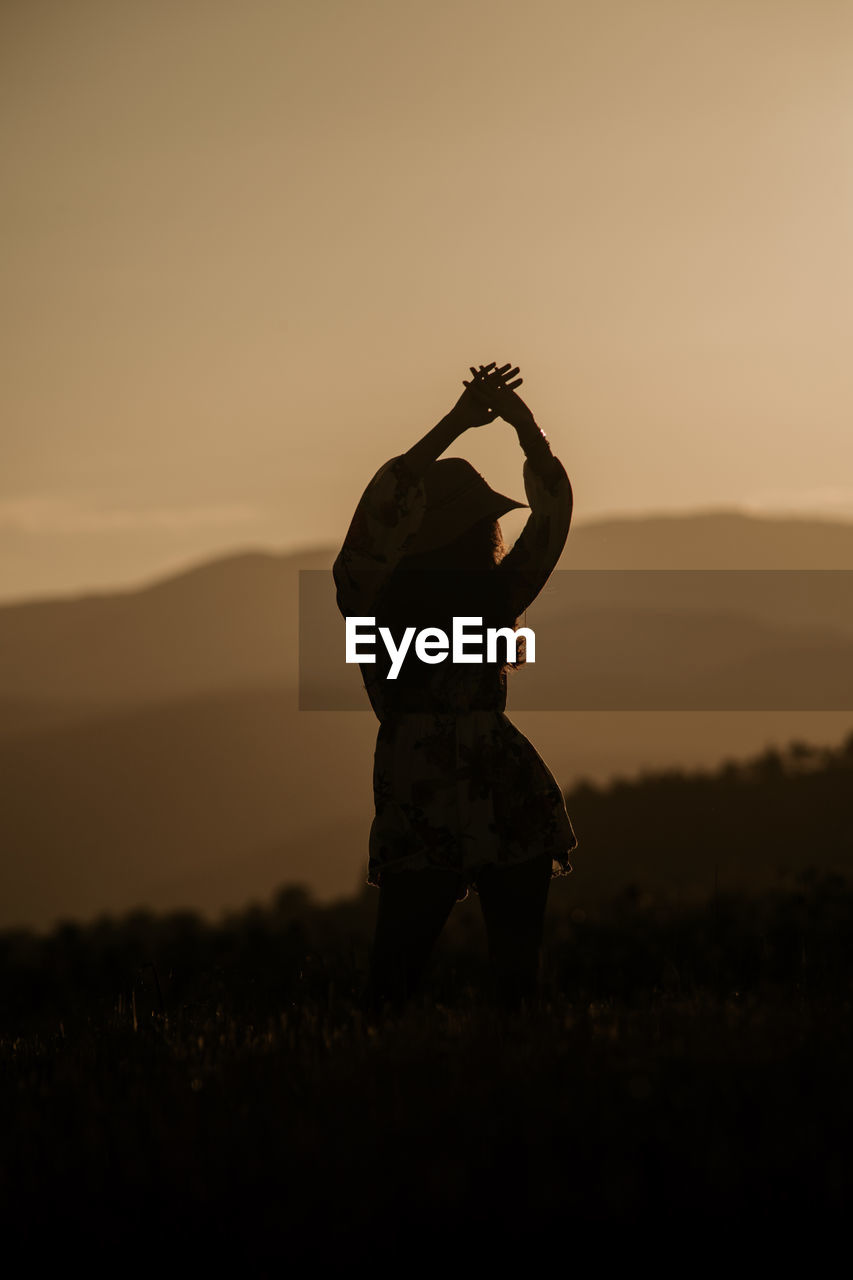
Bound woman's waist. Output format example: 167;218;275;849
379;681;507;714
379;706;504;727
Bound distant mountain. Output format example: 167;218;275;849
0;548;329;726
2;509;853;931
562;508;853;569
4;509;853;720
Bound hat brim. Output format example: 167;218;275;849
404;491;528;556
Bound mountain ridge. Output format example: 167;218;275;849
5;506;853;612
3;507;853;929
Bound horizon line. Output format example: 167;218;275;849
3;501;853;609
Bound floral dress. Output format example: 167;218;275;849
333;445;578;902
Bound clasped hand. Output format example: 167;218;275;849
449;361;535;431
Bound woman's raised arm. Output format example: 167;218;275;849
491;387;573;620
332;363;514;617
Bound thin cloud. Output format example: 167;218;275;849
742;487;853;518
0;497;262;535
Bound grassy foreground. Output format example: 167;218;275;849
2;873;852;1264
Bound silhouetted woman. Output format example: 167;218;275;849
333;362;577;1015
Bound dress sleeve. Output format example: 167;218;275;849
333;454;427;618
494;449;573;620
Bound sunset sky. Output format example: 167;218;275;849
3;0;853;601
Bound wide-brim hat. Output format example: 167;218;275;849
404;457;528;556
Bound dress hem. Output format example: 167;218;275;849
366;848;575;903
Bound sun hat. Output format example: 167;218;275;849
403;457;528;555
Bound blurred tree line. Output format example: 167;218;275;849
2;732;852;1031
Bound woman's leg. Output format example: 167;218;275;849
474;852;554;1012
366;867;461;1016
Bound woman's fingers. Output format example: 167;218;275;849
486;363;520;382
463;362;523;404
465;362;521;387
465;364;500;393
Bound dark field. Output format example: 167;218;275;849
3;866;853;1266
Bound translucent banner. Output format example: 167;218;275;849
299;569;853;711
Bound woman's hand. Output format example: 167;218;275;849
402;361;544;490
448;362;519;430
467;364;538;432
460;362;537;431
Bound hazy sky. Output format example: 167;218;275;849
3;0;853;601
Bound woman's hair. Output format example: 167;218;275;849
374;516;526;677
404;514;509;572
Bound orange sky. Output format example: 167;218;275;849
3;0;853;601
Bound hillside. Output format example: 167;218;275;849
2;508;853;929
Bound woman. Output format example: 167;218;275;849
333;361;577;1015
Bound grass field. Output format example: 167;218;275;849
2;871;852;1266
